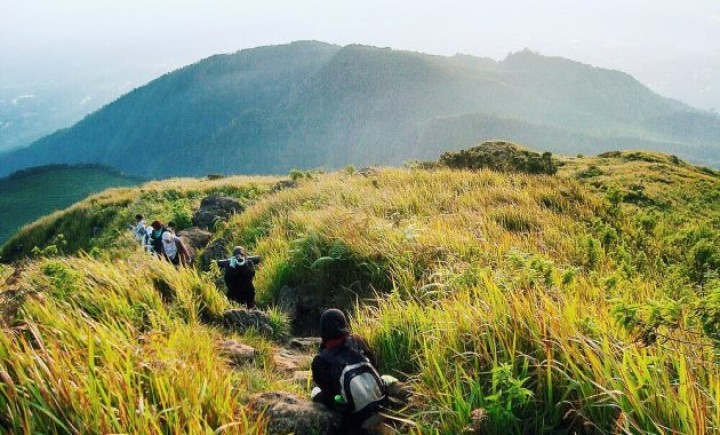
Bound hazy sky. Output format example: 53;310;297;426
2;0;720;110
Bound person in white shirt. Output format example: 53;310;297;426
161;230;190;266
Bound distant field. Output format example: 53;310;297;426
0;164;142;246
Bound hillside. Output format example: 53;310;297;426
2;146;720;433
1;41;718;179
0;164;142;247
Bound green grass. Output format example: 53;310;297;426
0;165;142;246
2;151;720;433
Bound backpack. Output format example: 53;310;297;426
325;339;387;416
151;227;168;255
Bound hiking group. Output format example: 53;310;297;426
131;214;390;431
130;214;258;310
131;214;191;266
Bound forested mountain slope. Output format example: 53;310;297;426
1;41;718;178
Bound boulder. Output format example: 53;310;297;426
273;349;313;372
192;196;244;230
201;238;227;270
277;284;328;336
177;227;212;250
270;179;298;193
218;340;256;366
223;309;275;337
289;337;322;352
248;392;341;435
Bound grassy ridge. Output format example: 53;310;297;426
2;153;720;432
1;175;281;261
0;165;142;247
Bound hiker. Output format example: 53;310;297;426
143;225;154;253
311;309;387;433
217;246;257;309
130;214;146;243
150;220;191;266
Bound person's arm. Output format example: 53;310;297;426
311;354;335;406
216;259;230;269
243;259;256;278
174;236;190;264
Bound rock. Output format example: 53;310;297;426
277;284;328;336
218;339;256;366
271;179;298;193
248;392;341;435
293;370;313;383
289;337;322;352
223;309;275;337
177;227;212;250
192;196;244;230
357;167;379;177
201;239;227;270
273;349;313;372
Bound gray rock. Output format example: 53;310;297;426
177;227;212;250
248;392;341;435
223;309;275;337
357;167;379;177
271;179;298;193
192;196;244;230
201;239;227;270
289;337;322;352
218;339;256;366
277;284;327;336
273;349;313;372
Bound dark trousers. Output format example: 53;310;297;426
228;287;255;309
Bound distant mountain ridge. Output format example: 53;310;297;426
1;40;718;177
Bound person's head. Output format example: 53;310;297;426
319;309;350;342
135;214;144;222
151;220;163;231
232;246;246;258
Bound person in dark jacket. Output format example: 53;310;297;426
311;309;385;433
217;246;256;309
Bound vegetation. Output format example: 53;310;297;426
0;164;142;246
2;149;720;433
1;175;280;261
2;42;719;179
430;140;557;174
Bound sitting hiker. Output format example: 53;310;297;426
217;246;257;309
311;309;387;433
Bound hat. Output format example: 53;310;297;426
151;220;163;230
232;246;246;257
319;309;350;341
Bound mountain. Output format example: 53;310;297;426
0;164;142;246
2;146;720;432
1;41;719;178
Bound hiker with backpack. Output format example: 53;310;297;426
216;246;257;309
150;220;191;266
311;309;387;433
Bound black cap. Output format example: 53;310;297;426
319;309;350;341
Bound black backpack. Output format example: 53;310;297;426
322;339;387;417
